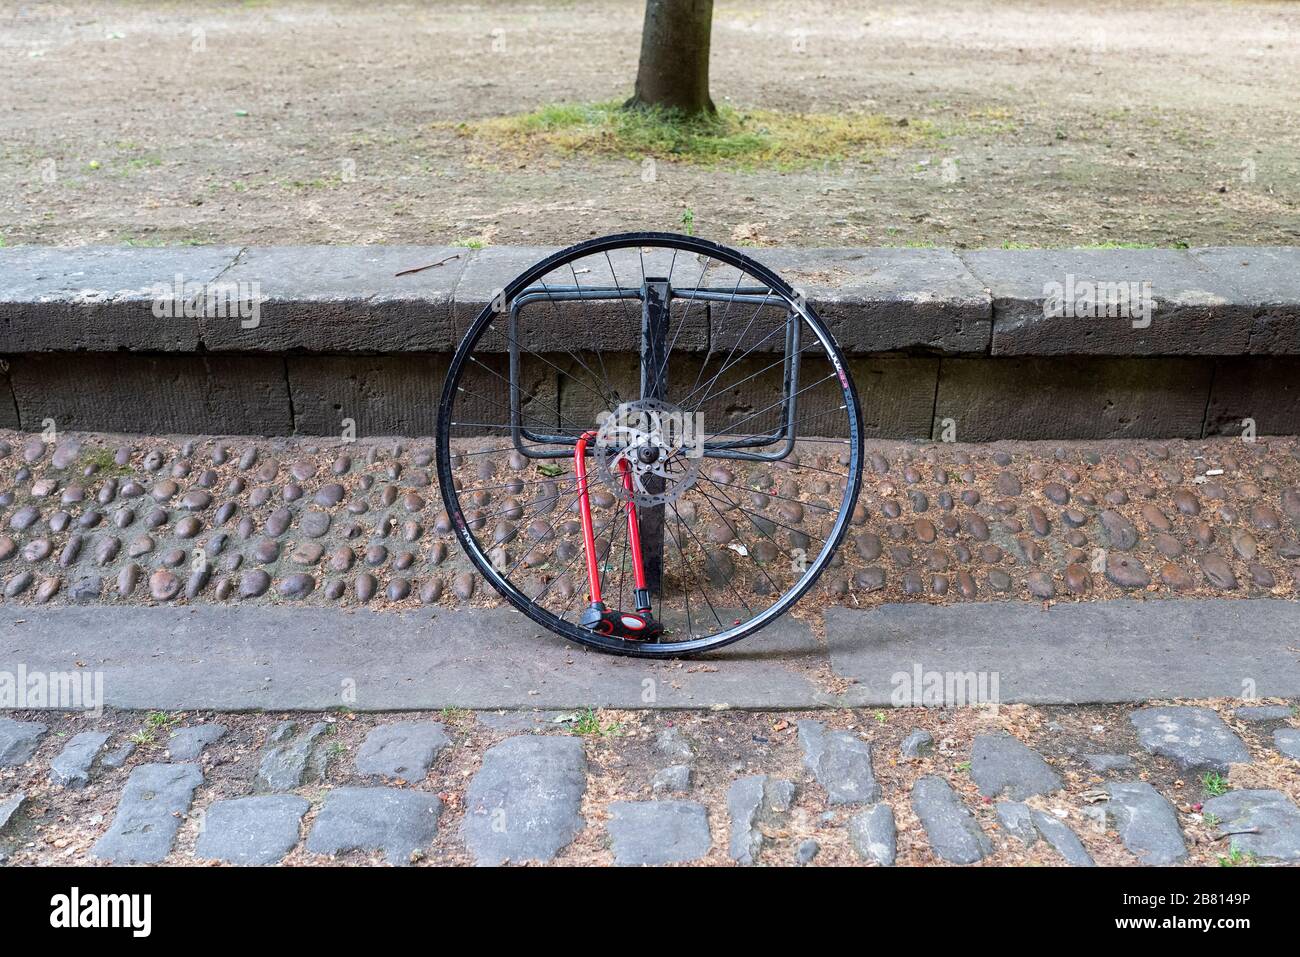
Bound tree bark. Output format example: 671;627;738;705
625;0;716;115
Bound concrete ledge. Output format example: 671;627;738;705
11;353;294;436
965;248;1253;356
285;354;449;437
0;245;243;353
7;353;1296;442
756;247;992;353
931;356;1215;441
211;245;466;353
1204;356;1300;437
1;244;1298;439
1190;247;1300;354
4;244;1297;357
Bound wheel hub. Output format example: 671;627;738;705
594;398;700;507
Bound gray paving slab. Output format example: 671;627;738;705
461;735;587;865
827;599;1300;706
3;598;1299;710
48;730;110;788
92;763;203;863
0;791;25;834
0;603;831;710
1202;788;1300;862
0;718;47;765
305;786;441;866
607;799;712;865
194;794;310;866
1130;706;1250;772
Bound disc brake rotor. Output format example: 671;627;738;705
593;398;700;508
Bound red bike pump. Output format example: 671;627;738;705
574;430;664;640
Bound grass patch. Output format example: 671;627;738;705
948;105;1021;137
80;447;132;477
451;101;929;170
1076;241;1159;250
286;175;343;192
978;240;1192;250
1218;846;1257;867
110;141;163;176
121;155;162;173
569;708;623;738
1202;771;1231;797
439;707;473;724
128;711;181;748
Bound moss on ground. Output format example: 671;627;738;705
448;101;931;171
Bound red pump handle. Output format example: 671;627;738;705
574;430;647;606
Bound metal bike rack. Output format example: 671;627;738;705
507;282;802;462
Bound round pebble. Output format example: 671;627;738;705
231;568;269;598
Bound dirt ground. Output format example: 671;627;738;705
2;0;1297;249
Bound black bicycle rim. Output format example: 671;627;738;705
435;231;863;657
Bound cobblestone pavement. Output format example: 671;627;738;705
0;430;1299;614
1;702;1297;867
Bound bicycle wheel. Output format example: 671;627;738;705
436;232;862;657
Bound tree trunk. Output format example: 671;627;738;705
625;0;716;115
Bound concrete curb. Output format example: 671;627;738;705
1;244;1298;438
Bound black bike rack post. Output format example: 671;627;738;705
640;278;671;597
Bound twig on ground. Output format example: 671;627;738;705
395;253;461;277
1212;828;1260;841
